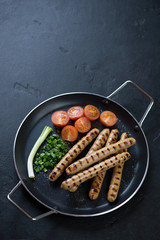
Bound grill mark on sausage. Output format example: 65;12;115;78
112;187;117;192
70;177;74;181
90;132;94;137
51;171;56;176
101;150;105;155
93;188;98;193
65;157;69;162
73;149;77;154
113;146;116;150
87;136;90;141
67;167;71;172
77;144;81;150
97;175;101;181
86;158;89;164
101;136;105;142
100;142;104;147
69;152;73;158
73;163;77;169
79;160;82;166
110;193;116;197
114;183;119;186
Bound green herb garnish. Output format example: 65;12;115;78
33;134;68;174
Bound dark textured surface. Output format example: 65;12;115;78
1;0;160;239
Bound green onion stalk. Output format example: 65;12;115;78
27;126;52;178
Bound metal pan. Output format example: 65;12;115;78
7;81;154;220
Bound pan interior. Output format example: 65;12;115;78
14;93;148;216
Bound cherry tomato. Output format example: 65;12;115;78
67;106;84;120
51;111;69;127
100;111;117;127
61;125;78;142
84;105;100;121
74;117;91;133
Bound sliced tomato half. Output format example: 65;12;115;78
67;106;84;120
51;111;69;127
100;111;117;127
74;117;91;133
61;125;78;142
84;105;100;121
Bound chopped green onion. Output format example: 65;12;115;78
33;133;68;175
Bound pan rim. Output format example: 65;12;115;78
13;91;149;217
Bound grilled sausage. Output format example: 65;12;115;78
86;128;110;156
118;132;129;153
106;129;119;146
107;132;129;202
61;152;131;191
66;137;136;175
89;129;119;200
69;128;110;192
49;128;99;182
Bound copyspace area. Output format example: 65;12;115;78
0;1;160;240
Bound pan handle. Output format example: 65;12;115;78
7;181;57;220
107;80;154;127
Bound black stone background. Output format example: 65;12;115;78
1;0;160;239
